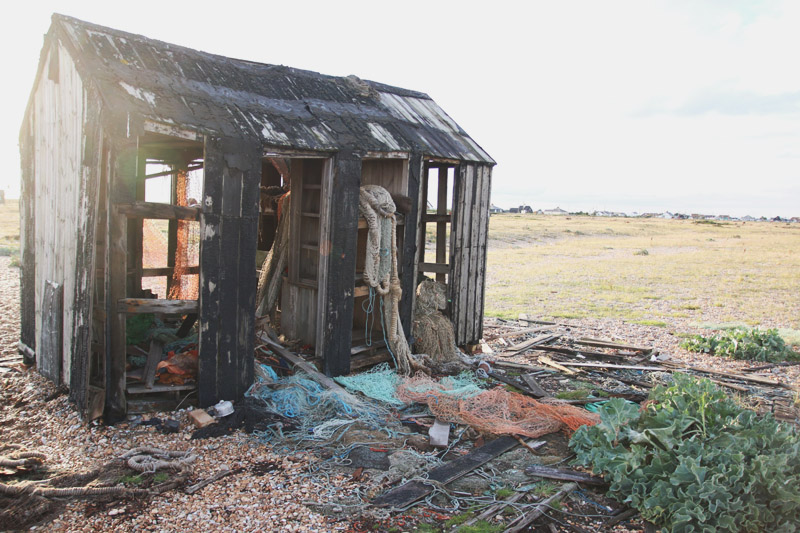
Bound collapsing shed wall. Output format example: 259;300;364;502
449;163;492;346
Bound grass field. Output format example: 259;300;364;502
484;214;800;335
0;199;19;259
3;198;797;336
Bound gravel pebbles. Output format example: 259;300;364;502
1;255;797;531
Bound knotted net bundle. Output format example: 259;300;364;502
396;373;600;438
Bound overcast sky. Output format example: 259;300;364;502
1;0;798;217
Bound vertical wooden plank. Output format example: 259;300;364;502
435;166;448;282
448;164;463;337
417;164;429;267
198;136;223;407
321;150;361;377
19;115;36;363
40;280;63;383
237;147;260;400
399;154;422;335
69;95;103;414
315;159;333;354
106;145;136;422
455;164;474;345
288;159;303;284
466;164;483;343
199;136;260;406
216;214;240;400
474;166;493;342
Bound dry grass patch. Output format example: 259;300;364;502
485;215;800;330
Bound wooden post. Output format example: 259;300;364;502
320;149;361;377
399;153;422;335
198;137;260;407
106;144;137;422
435;165;448;282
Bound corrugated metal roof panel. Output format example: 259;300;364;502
51;14;494;164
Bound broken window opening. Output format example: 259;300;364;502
419;163;456;284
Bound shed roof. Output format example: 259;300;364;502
49;14;494;164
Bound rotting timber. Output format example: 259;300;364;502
18;14;495;420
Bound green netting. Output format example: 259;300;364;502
334;363;403;405
334;364;485;405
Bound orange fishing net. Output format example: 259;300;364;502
168;168;199;300
396;374;599;438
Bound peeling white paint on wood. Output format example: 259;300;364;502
32;42;86;383
367;123;402;151
118;81;156;106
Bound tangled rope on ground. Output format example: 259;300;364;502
121;447;197;473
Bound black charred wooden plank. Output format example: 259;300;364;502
198;136;224;407
373;435;519;508
217;215;240;401
321;150;361;377
235;169;259;398
176;314;198;338
399;153;421;335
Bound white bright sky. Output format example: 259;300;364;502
1;0;798;217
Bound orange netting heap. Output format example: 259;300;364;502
395;373;600;438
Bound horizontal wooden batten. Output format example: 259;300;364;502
422;213;451;223
143;120;201;141
263;148;333;159
418;262;450;274
364;151;409;159
117;298;199;314
116;201;201;221
141;266;199;277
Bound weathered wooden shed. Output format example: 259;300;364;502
19;14;495;420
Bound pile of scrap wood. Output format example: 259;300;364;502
481;314;798;421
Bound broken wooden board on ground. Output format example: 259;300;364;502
574;337;653;354
538;356;578;375
373;436;522;509
556;362;663;371
506;334;560;354
485;325;555;341
520;373;550;397
661;361;794;389
524;464;606;486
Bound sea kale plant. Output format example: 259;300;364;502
680;327;799;363
569;374;800;532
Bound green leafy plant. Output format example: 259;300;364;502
681;327;799;362
569;374;800;532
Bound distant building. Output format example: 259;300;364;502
508;207;519;213
543;207;568;215
489;204;504;214
741;215;755;222
519;205;533;214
